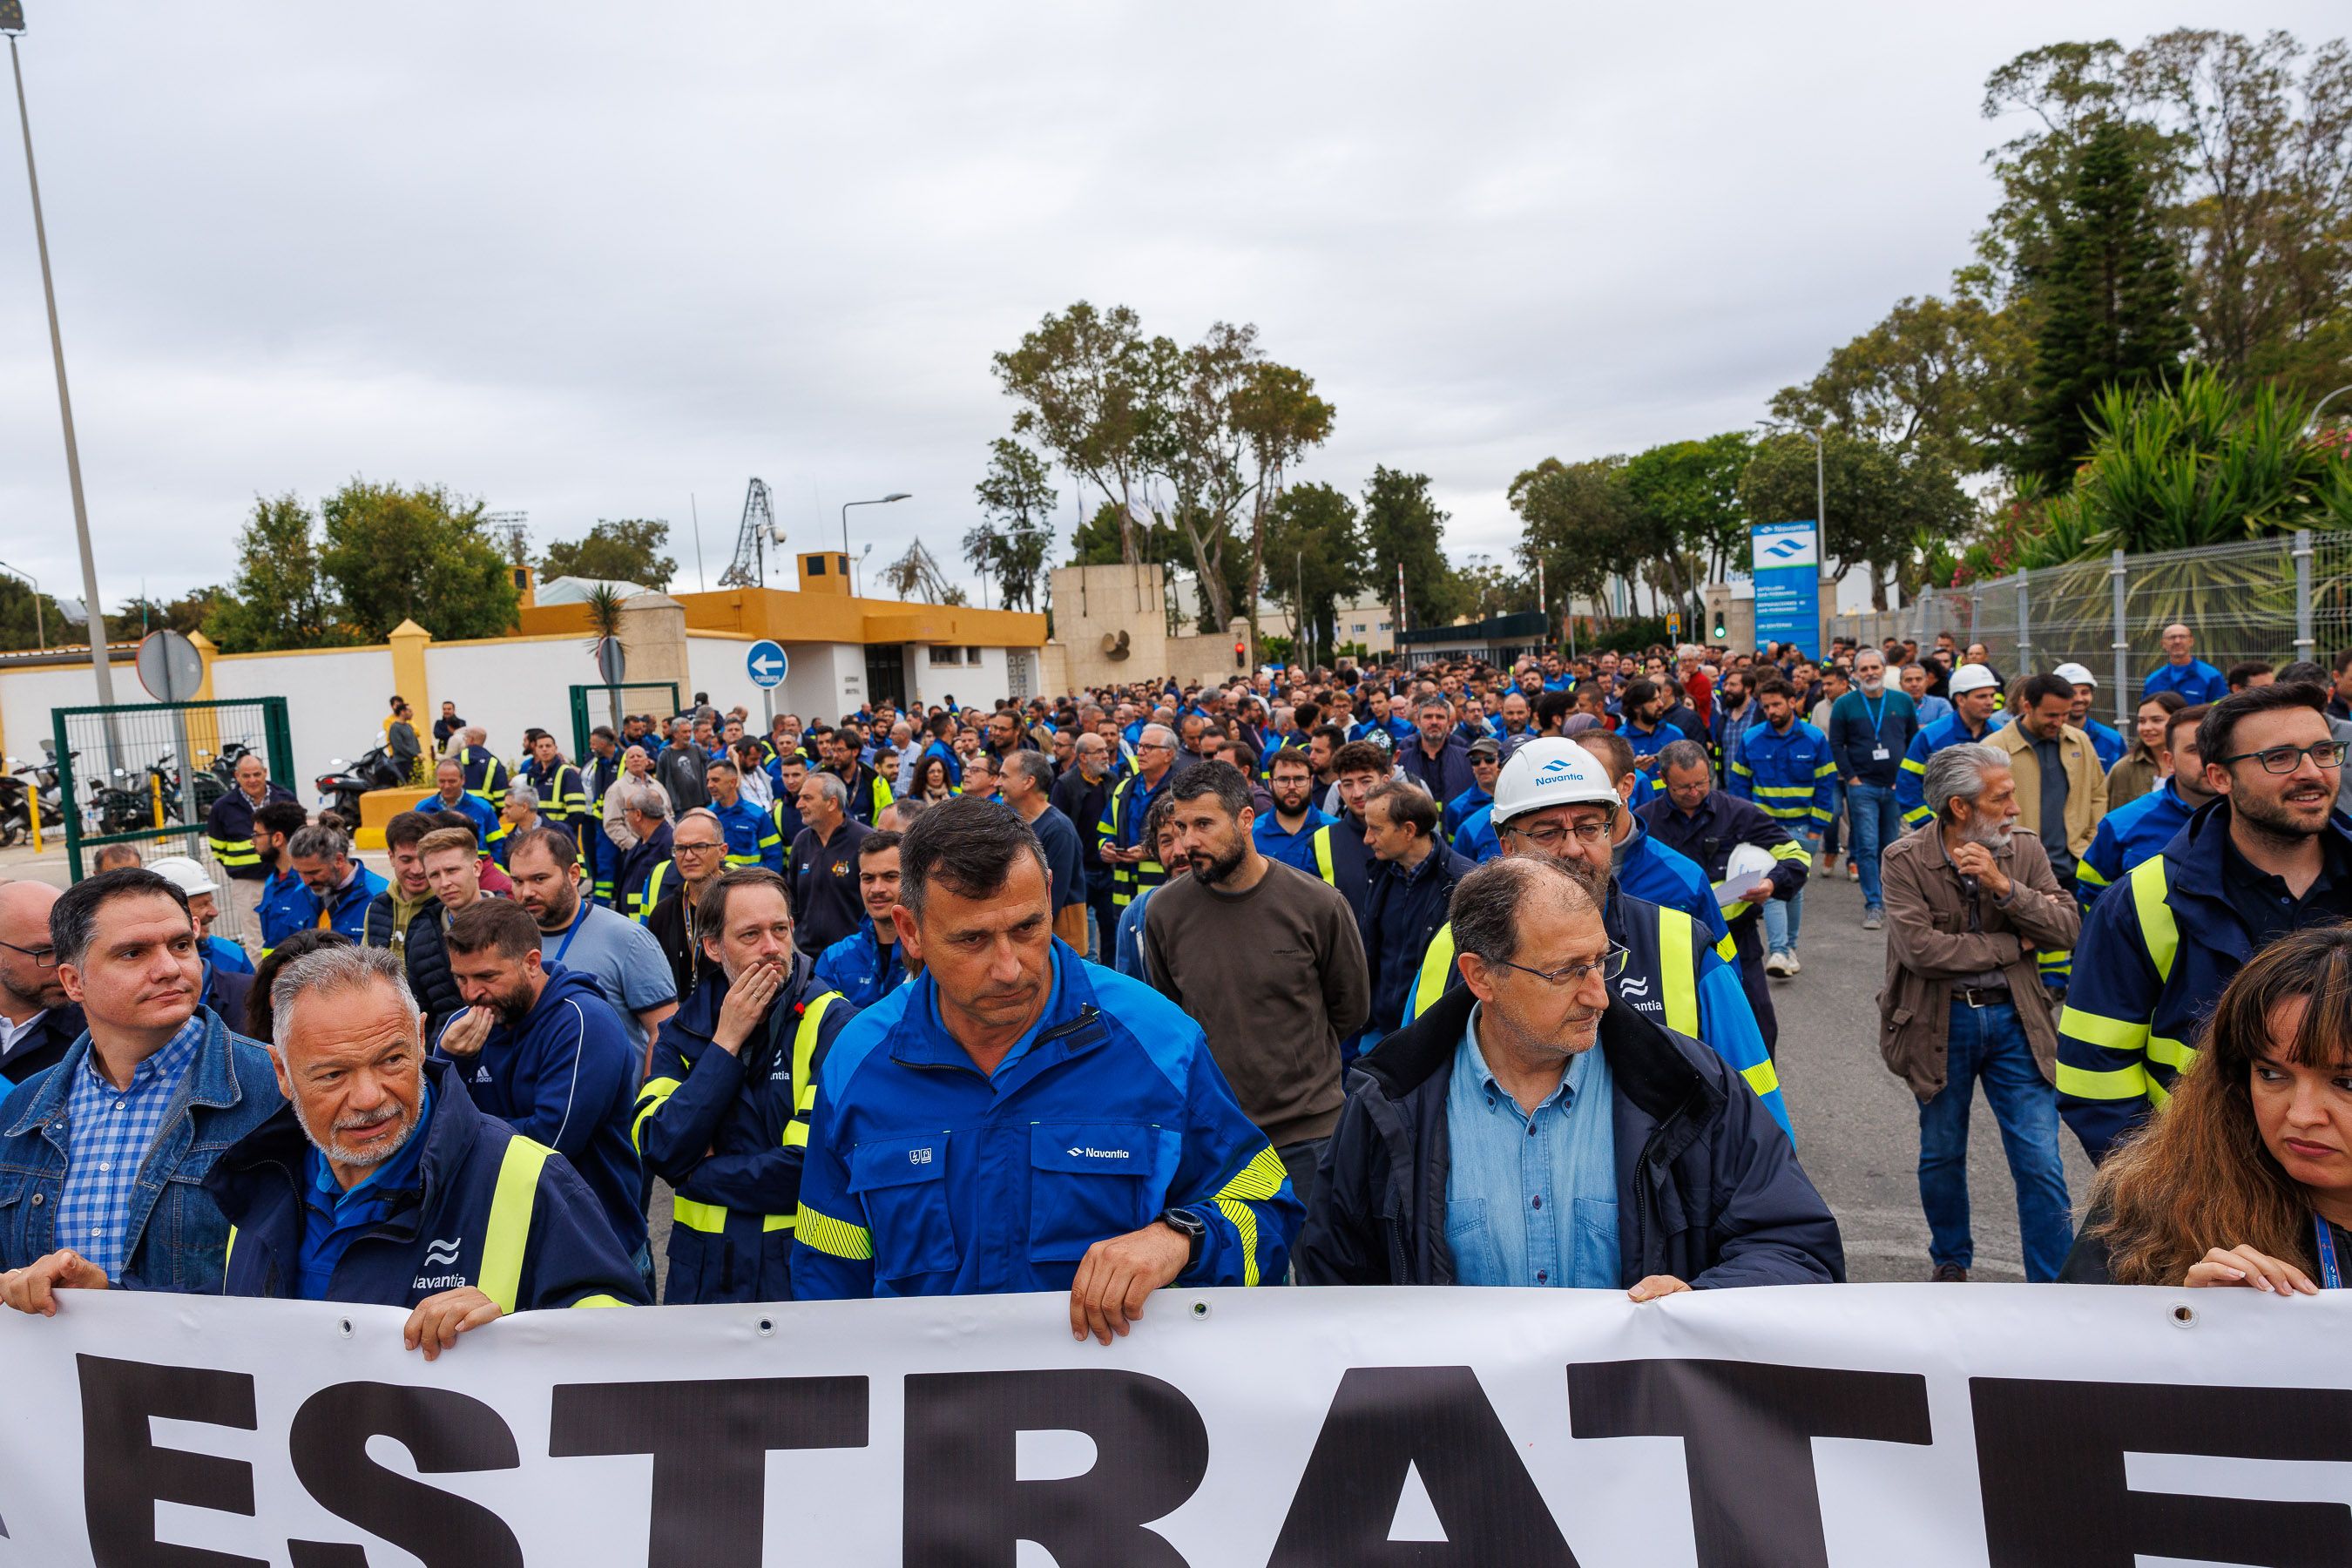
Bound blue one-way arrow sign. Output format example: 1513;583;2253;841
747;639;789;689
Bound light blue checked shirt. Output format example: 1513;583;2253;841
58;1014;206;1281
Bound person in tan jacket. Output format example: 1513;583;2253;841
1987;672;2106;992
1878;741;2082;1283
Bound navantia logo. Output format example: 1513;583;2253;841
1538;758;1577;776
423;1238;463;1267
1616;972;1652;1000
1067;1146;1132;1160
1762;537;1808;561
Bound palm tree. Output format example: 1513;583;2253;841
582;583;627;734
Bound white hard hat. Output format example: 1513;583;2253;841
1490;738;1619;826
147;855;218;897
1949;664;1998;696
2052;662;2096;687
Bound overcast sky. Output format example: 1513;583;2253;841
1;3;2337;616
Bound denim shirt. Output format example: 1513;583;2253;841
0;1007;281;1292
1443;1004;1619;1288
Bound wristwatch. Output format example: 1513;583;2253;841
1157;1206;1207;1267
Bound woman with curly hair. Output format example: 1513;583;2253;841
2061;923;2352;1292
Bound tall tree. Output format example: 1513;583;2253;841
1620;433;1754;619
2018;118;2193;490
538;518;675;590
1768;289;2033;472
1262;481;1364;666
1231;360;1335;652
1740;434;1973;609
970;439;1058;612
204;493;353;652
1359;467;1461;631
319;480;519;642
991;302;1155;563
1509;456;1643;630
0;575;71;653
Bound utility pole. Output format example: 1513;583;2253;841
8;9;113;704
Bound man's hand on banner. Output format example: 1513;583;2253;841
403;1286;504;1360
1068;1222;1192;1345
1628;1274;1692;1302
0;1249;108;1315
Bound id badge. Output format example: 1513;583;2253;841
1872;747;1889;760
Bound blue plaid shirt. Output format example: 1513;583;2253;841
58;1014;206;1281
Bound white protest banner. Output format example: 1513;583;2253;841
3;1283;2348;1566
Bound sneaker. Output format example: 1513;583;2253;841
1764;950;1794;978
1821;855;1840;876
1862;909;1883;930
1847;862;1861;882
1931;1263;1970;1283
1785;953;1802;975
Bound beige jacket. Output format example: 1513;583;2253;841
1876;827;2081;1102
1988;720;2107;859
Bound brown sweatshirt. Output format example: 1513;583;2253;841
1140;858;1370;1148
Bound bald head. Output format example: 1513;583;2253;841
0;881;67;1017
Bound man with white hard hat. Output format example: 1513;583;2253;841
1896;662;2011;828
145;856;257;1027
1398;739;1790;1137
2051;662;2126;771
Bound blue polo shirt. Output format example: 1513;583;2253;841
298;1081;433;1301
1254;806;1332;875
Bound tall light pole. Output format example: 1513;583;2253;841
7;7;113;704
841;493;909;598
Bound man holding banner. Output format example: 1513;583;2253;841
792;796;1301;1342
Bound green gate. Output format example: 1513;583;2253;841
569;682;680;764
51;697;295;902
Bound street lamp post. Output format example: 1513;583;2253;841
6;8;113;704
841;493;910;598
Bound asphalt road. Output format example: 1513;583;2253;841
1770;862;2095;1282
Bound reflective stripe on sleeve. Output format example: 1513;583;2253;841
480;1137;553;1315
794;1203;874;1260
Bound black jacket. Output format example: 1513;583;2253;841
1362;846;1475;1036
401;899;464;1036
0;1003;84;1083
1297;983;1843;1289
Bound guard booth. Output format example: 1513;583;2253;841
51;695;296;945
569;682;680;765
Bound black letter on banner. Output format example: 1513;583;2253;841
1568;1359;1931;1568
549;1376;868;1568
284;1382;523;1568
1973;1377;2352;1567
1268;1365;1577;1565
904;1369;1207;1566
76;1354;265;1568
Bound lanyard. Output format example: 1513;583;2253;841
2317;1214;2344;1290
551;905;590;965
1860;690;1888;735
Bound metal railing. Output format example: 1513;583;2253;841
1908;531;2351;725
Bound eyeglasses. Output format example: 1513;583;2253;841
0;938;58;968
1502;813;1615;850
672;840;727;855
2213;740;2349;774
1489;943;1629;990
1137;740;1175;752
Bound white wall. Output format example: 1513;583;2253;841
905;644;1012;713
0;657;144;776
210;647;399;801
687;635;876;728
422;637;610;763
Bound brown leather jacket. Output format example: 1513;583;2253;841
1876;825;2082;1102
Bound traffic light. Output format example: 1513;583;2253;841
1712;608;1727;639
1233;639;1247;670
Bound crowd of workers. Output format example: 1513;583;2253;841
3;622;2350;1355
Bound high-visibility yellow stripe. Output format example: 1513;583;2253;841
1312;828;1335;885
672;1195;727;1233
1754;784;1816;797
1659;908;1698;1037
1769;840;1812;868
1216;1145;1287;1202
2058;1008;2147;1052
2128;857;2178;983
794;1203;873;1260
2056;1060;2148;1100
224;1226;238;1276
481;1137;551;1315
1410;923;1456;1020
2146;1034;2196;1073
1900;757;1928;775
2074;862;2111;889
1741;1058;1781;1099
632;1076;681;1150
1215;1199;1263;1287
1714;934;1737;963
571;1294;630;1308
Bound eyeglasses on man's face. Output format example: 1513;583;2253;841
672;839;727;856
1488;942;1629;990
0;939;57;968
1503;813;1614;851
2213;740;2348;775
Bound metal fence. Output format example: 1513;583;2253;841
1908;530;2352;727
51;699;295;945
568;682;681;765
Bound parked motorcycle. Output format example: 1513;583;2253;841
0;758;64;848
315;743;405;823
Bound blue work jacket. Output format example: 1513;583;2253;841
0;1007;280;1291
207;1059;645;1310
1728;720;1835;835
1451;804;1501;864
814;918;916;1009
1254;806;1332;875
1896;710;2011;827
791;941;1301;1299
432;965;647;1260
2073;781;2195;910
637;957;857;1303
1443;784;1492;841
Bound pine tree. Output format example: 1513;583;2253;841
2018;117;2193;491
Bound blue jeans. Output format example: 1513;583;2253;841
1848;781;1903;911
1918;997;2073;1281
1761;833;1818;955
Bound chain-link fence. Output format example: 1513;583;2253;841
51;698;294;948
1908;530;2352;726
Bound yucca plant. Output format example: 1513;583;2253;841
583;583;627;733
